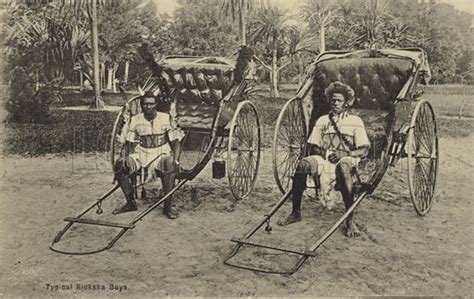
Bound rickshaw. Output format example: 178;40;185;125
50;47;261;255
225;48;438;274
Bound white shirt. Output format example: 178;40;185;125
307;112;370;152
126;112;183;167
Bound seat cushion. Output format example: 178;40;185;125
350;108;393;160
159;65;235;131
312;57;413;112
309;57;412;147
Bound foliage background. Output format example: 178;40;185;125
0;0;473;155
2;0;473;93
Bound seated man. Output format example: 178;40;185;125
113;91;184;219
278;81;370;237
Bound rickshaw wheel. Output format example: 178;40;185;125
407;99;439;216
272;97;307;194
110;109;126;171
227;100;261;200
109;96;141;172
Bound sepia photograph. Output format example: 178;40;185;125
0;0;472;297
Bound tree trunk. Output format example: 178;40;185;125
270;49;279;98
112;62;118;93
239;0;247;46
297;54;304;85
107;65;113;90
79;71;83;91
91;0;104;109
35;69;39;91
100;63;104;92
272;69;279;98
124;61;130;84
319;23;326;53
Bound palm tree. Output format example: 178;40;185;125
88;0;103;108
360;0;390;49
27;0;105;108
18;0;132;108
250;8;313;97
300;0;338;53
221;0;267;46
5;3;90;87
250;7;286;97
285;25;318;84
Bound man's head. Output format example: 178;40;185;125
140;91;157;120
324;81;355;115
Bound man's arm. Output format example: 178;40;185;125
168;138;181;162
165;114;185;164
328;145;369;163
122;116;138;158
121;141;136;159
349;145;369;158
352;117;371;158
307;117;326;157
328;116;371;163
308;143;325;157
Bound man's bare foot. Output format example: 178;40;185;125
277;212;301;226
112;202;137;215
344;220;360;237
163;207;179;219
326;198;335;210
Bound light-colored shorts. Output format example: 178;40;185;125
301;155;360;208
300;155;359;176
125;153;172;174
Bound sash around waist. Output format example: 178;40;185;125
139;133;168;149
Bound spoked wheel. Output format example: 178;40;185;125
109;96;141;171
227;100;261;200
272;97;307;194
110;110;126;171
407;99;439;216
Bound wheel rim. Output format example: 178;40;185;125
358;125;394;189
110;110;126;172
407;100;439;216
272;98;307;194
228;101;261;200
109;96;141;172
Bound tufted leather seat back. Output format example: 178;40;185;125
311;58;413;114
155;62;236;169
309;57;414;159
159;63;235;131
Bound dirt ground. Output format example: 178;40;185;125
0;128;473;297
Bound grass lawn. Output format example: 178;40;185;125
3;84;473;155
256;83;474;118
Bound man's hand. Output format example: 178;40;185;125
119;142;132;170
328;152;341;164
309;144;325;157
174;160;182;173
328;151;349;164
169;138;182;173
350;146;370;159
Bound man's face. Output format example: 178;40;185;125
329;93;346;114
141;97;156;117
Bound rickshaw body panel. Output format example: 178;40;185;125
303;48;431;160
156;56;240;132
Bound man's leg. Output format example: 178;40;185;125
156;155;178;219
336;158;360;237
112;157;138;214
278;158;316;226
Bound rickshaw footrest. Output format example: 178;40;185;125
64;217;135;229
231;237;317;257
